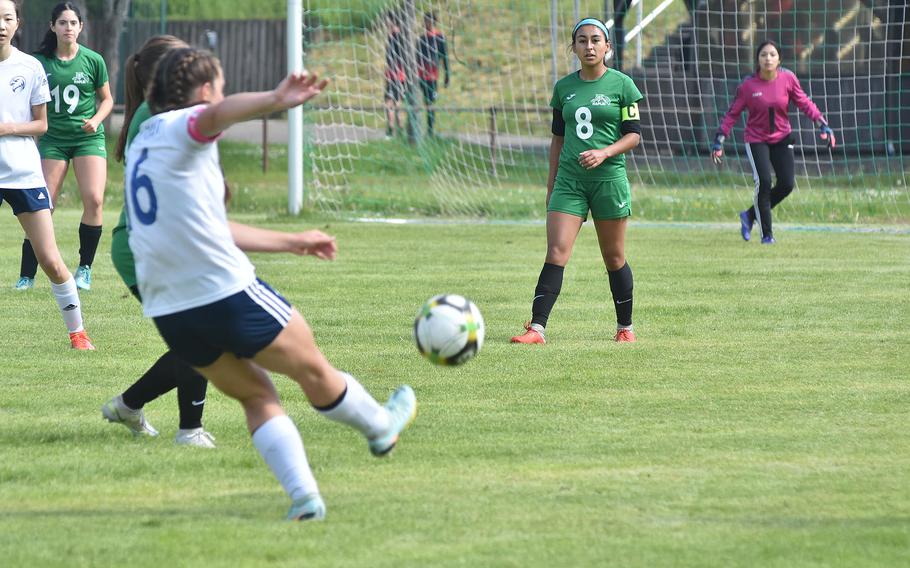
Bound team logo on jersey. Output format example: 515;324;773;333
565;93;577;101
590;94;611;106
73;71;90;85
9;76;26;93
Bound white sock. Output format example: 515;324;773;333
251;415;318;501
51;277;83;333
317;372;390;439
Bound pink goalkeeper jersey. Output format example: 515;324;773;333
718;68;824;144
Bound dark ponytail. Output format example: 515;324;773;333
148;47;222;115
35;2;83;58
115;35;189;162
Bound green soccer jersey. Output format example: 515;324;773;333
550;68;643;181
35;45;109;142
111;101;153;289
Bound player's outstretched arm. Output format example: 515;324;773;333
195;72;329;138
229;221;337;260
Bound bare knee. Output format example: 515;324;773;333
604;255;626;271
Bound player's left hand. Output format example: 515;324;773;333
578;148;609;170
286;229;337;260
818;124;836;149
274;71;330;111
81;118;99;133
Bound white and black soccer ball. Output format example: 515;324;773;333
413;294;485;366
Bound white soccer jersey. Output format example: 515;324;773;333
125;105;256;317
0;47;51;189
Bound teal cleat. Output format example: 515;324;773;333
368;385;417;457
14;277;34;291
74;265;92;290
287;493;326;521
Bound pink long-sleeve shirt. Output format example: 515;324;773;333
718;68;824;144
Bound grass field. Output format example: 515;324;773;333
1;203;908;565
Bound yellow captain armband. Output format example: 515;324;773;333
621;102;640;121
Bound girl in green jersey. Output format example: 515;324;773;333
512;18;642;345
17;2;112;292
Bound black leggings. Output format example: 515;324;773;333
745;139;795;239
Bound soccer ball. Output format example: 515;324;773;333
413;294;485;366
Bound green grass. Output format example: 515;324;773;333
0;206;908;566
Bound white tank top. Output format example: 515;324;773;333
125;105;255;317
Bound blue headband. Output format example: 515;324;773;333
573;18;609;40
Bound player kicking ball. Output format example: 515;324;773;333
126;47;416;521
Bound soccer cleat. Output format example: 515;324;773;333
511;322;546;344
101;395;159;437
739;210;753;241
368;385;417;457
70;330;96;350
614;328;636;342
74;265;92;290
14;277;34;291
761;236;776;245
175;428;216;448
287;493;326;521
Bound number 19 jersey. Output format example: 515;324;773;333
550;68;643;181
35;45;108;142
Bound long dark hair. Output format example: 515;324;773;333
148;47;222;115
754;40;782;73
35;2;82;58
115;35;189;162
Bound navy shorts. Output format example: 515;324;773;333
153;278;292;368
0;188;52;215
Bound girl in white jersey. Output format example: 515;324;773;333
0;0;93;350
126;47;417;521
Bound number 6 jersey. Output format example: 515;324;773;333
125;105;255;318
550;68;642;181
34;45;108;142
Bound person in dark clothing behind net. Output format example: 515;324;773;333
415;11;449;137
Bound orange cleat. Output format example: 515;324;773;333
70;330;96;351
614;328;636;343
511;322;546;344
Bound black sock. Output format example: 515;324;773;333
531;263;564;328
608;262;634;328
78;223;103;267
427;109;435;135
122;351;181;410
175;363;208;430
20;239;38;279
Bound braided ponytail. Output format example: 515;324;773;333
148;47;222;115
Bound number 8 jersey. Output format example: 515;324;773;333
34;45;108;142
125;105;255;318
550;68;643;181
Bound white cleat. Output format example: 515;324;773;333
175;428;216;448
101;395;159;437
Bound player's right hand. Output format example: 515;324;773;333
274;72;330;110
286;229;337;260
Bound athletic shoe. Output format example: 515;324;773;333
614;328;636;342
368;385;417;457
101;395;159;437
761;236;776;244
287;493;326;521
510;322;546;344
74;265;92;290
175;428;216;448
14;277;34;291
739;210;753;241
70;330;96;351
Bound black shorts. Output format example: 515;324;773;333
384;79;405;102
153;278;292;367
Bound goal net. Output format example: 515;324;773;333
299;0;908;225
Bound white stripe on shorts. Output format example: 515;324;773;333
245;281;291;326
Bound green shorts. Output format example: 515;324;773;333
110;206;137;289
38;133;107;161
548;176;631;221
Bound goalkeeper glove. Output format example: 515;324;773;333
818;124;836;148
710;134;725;164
